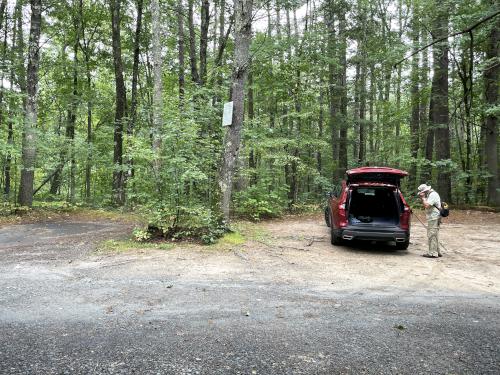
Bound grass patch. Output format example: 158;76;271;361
219;232;246;245
96;239;174;253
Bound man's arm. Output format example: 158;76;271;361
419;194;432;209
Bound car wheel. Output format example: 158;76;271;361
324;207;331;227
395;239;409;250
331;228;343;245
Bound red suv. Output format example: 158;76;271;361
325;167;411;250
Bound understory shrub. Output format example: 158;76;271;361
233;185;287;220
140;202;226;244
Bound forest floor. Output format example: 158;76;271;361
0;210;499;374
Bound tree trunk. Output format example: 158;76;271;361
18;0;42;207
79;0;93;201
358;57;367;165
247;66;256;185
110;0;127;206
431;9;451;202
325;2;337;182
129;0;143;137
177;0;185;103
151;0;163;189
337;7;348;179
126;0;143;186
67;0;81;203
484;3;499;206
3;7;12;197
0;0;6;34
219;0;253;224
187;0;200;84
353;61;360;162
409;8;420;191
421;29;432;183
199;0;209;85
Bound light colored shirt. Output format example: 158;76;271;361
425;190;441;220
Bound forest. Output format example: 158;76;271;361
0;0;498;241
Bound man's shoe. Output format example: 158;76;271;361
438;253;443;257
422;254;438;258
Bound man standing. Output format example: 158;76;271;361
418;184;442;258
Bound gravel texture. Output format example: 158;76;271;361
0;214;499;374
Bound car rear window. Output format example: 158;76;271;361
356;188;376;196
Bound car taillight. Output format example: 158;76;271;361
400;206;410;230
338;204;348;227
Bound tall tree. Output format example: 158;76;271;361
125;0;144;186
484;1;499;206
219;0;253;223
431;3;451;202
151;0;163;188
177;0;185;103
408;3;420;191
199;0;209;85
187;0;200;84
110;0;127;205
18;0;42;206
337;3;348;179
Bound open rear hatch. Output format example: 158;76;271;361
346;167;408;187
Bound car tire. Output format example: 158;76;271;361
331;228;343;246
325;207;331;227
395;239;409;250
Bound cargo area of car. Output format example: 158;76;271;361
347;186;400;226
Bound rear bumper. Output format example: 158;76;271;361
334;226;409;242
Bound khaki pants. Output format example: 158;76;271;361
427;218;441;257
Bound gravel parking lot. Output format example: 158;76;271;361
0;211;499;374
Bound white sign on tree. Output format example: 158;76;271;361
222;101;233;126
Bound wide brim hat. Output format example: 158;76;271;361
417;184;431;194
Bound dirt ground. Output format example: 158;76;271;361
0;210;499;374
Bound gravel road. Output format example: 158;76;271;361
0;213;499;374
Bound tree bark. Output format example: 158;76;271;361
358;56;367;165
337;6;348;179
187;0;200;84
67;0;81;203
199;0;209;85
484;2;499;206
18;0;42;207
129;0;143;136
409;7;420;191
110;0;127;206
431;8;451;202
177;0;185;103
80;0;94;201
151;0;163;189
247;66;256;185
325;2;337;182
0;0;6;34
421;29;432;183
126;0;143;185
219;0;253;224
2;5;11;197
353;61;360;162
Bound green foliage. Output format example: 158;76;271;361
143;202;226;245
132;227;152;242
233;184;287;220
